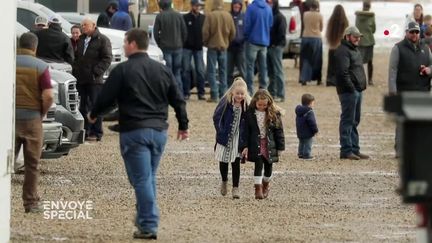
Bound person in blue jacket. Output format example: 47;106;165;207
111;0;132;31
295;93;318;159
243;0;273;95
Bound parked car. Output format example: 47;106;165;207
281;5;301;61
16;21;85;159
17;1;165;76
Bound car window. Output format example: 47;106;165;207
36;0;77;12
17;8;39;30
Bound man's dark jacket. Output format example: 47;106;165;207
35;24;74;65
295;105;318;139
396;38;431;92
240;109;285;163
153;1;188;50
90;52;189;132
270;1;287;47
228;0;245;52
335;39;367;94
73;28;112;85
183;12;205;51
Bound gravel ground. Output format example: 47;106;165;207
11;51;416;242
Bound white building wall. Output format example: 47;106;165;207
0;0;16;242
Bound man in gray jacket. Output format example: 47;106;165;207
388;21;432;157
154;0;188;96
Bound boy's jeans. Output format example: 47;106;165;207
298;137;313;158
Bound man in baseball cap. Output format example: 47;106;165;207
406;21;420;32
344;26;363;38
388;20;432;158
33;16;48;31
48;14;62;25
334;26;369;160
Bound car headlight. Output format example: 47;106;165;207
51;79;59;104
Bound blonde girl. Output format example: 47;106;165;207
212;77;251;199
241;89;285;199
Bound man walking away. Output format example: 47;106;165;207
203;0;236;102
89;28;189;240
73;18;112;142
154;0;188;96
35;14;74;65
335;26;369;160
16;32;53;213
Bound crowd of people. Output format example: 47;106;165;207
13;0;432;240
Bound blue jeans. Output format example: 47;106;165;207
338;91;362;156
207;48;227;100
181;49;206;97
162;49;183;97
298;138;313;158
227;48;245;87
120;128;168;234
267;45;285;99
245;42;268;95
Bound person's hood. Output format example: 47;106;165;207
212;0;224;10
355;11;374;17
231;0;243;13
159;0;172;10
253;0;268;9
295;105;312;116
106;0;118;11
118;0;129;12
271;0;280;14
48;23;62;31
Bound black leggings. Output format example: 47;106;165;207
254;156;273;178
219;158;240;187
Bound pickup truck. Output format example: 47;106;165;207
16;22;85;159
281;5;302;61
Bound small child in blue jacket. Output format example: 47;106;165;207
295;94;319;159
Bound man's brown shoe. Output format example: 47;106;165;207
355;153;370;160
340;153;360;160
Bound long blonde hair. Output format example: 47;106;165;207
221;77;251;110
249;89;283;128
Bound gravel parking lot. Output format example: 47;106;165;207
11;52;416;242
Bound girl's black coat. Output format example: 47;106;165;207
241;109;285;163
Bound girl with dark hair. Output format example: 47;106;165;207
241;89;285;199
325;4;349;86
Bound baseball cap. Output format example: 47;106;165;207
344;26;363;37
34;16;48;26
48;14;62;24
191;0;201;5
407;21;420;32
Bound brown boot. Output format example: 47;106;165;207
220;181;228;196
254;184;264;199
262;181;270;198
